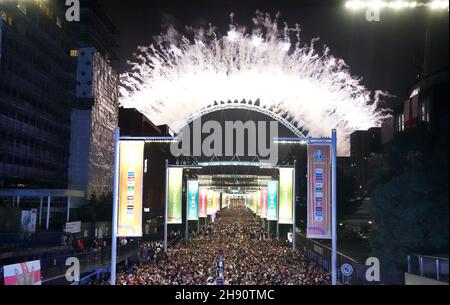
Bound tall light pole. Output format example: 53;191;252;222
110;128;120;285
164;159;169;253
331;130;338;286
345;1;449;74
292;160;297;252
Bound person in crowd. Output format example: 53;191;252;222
116;207;330;285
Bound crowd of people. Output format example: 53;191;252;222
116;207;330;285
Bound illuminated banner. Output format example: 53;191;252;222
199;187;207;218
187;180;199;221
260;188;268;219
267;181;278;221
255;190;261;216
221;193;227;209
250;193;256;213
3;260;41;285
215;192;221;211
307;144;332;239
207;189;215;215
279;168;294;224
167;167;183;224
118;141;144;237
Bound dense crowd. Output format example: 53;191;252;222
117;207;330;285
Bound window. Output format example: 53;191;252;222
420;102;426;122
397;113;404;132
70;49;79;57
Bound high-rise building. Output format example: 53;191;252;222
0;1;76;188
350;127;381;198
68;47;119;201
68;1;120;203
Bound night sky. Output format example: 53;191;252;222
99;0;449;106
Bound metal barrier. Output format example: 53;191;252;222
39;242;139;284
408;254;449;282
296;233;369;285
0;232;65;250
296;233;406;284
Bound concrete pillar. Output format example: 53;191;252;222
39;197;43;226
46;196;51;231
67;197;71;222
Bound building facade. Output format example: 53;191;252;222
349;127;382;198
381;68;449;146
0;1;76;189
68;48;119;201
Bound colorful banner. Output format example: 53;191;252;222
167;167;183;224
118;141;144;237
215;192;221;212
260;188;268;219
307;144;332;239
267;181;278;221
199;187;207;218
187;180;199;221
255;190;261;216
207;189;215;215
251;192;257;213
221;193;227;209
3;260;41;285
278;168;294;224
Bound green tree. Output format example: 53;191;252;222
369;125;449;279
78;192;113;222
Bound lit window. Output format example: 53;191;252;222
410;87;420;99
70;50;79;57
420;103;426;122
397;114;404;132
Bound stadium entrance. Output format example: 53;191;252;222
111;105;337;285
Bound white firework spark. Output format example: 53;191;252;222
120;11;389;155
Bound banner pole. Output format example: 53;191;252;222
164;159;169;254
292;160;297;252
185;178;189;241
331;129;338;285
110;128;120;285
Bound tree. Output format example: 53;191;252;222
78;192;113;222
337;167;361;221
369;125;449;280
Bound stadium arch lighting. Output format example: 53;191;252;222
345;0;449;10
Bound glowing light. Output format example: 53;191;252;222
227;30;239;42
345;1;448;9
120;13;389;156
251;35;263;47
430;0;449;9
